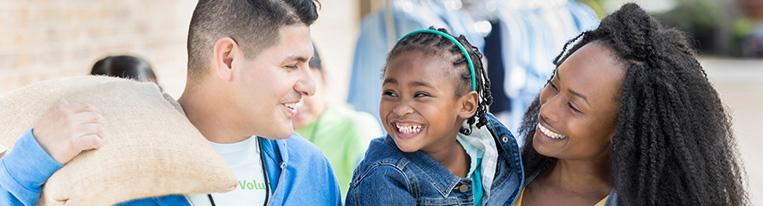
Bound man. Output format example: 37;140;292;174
0;0;341;205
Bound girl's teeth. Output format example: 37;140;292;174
396;123;422;134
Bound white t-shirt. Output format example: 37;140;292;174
187;136;268;206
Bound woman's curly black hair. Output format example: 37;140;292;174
519;3;748;205
385;27;493;135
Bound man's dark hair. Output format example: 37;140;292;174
186;0;319;79
519;3;748;205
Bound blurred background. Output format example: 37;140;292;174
0;0;760;203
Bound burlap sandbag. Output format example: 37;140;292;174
0;76;236;205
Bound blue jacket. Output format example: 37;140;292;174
345;114;524;205
0;130;342;206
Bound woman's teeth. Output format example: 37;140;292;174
395;123;423;134
538;123;566;140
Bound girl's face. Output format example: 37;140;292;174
533;42;625;161
380;50;477;153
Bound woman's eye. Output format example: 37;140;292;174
549;82;559;91
284;65;298;70
414;92;429;97
568;102;582;113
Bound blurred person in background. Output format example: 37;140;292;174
90;55;159;84
293;44;382;198
740;0;763;57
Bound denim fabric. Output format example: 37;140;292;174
346;113;524;206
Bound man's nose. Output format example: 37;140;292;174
295;67;316;96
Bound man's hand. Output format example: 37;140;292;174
32;100;105;164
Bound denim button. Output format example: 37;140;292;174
501;136;509;142
280;163;287;168
456;184;471;193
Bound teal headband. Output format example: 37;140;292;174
398;29;477;92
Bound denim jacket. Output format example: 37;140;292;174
345;113;524;206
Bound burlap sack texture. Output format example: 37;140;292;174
0;76;237;205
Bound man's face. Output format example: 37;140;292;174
230;25;315;139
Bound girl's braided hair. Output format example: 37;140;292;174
386;27;492;135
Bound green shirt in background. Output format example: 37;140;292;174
296;106;382;198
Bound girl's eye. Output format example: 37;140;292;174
414;92;429;98
383;90;398;97
284;65;298;70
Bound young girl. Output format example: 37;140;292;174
345;28;524;206
516;3;748;206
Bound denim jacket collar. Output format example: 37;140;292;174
484;113;524;176
484;113;526;204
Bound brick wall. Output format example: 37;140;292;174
0;0;358;101
0;0;195;97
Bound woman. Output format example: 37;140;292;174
516;3;747;206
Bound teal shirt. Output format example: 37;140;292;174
457;135;486;206
472;158;484;206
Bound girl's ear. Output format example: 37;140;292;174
458;91;479;119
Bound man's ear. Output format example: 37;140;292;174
212;37;238;81
458;91;479;119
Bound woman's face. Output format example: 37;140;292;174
533;42;625;161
